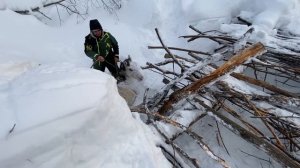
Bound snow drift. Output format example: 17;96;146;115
0;63;170;168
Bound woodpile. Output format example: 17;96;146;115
131;24;300;168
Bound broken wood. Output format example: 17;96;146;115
194;98;300;168
140;26;300;167
230;72;297;97
158;43;266;115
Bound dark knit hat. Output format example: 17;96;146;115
89;19;102;31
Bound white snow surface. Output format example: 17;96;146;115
1;0;300;167
0;8;170;168
0;64;169;168
0;0;5;10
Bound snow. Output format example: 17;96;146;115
182;0;241;24
246;0;300;35
0;5;170;168
255;101;300;127
222;76;269;96
252;1;290;31
0;55;170;167
2;0;46;10
0;62;170;168
0;0;5;10
0;0;300;167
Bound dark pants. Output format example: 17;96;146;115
93;60;118;78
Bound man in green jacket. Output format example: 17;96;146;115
84;19;120;79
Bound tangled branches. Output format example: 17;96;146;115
132;24;300;167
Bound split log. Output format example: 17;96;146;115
158;43;266;115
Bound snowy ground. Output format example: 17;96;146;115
0;63;170;168
0;0;300;167
0;7;170;168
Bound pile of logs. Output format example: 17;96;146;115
131;23;300;168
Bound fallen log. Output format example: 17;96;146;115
158;43;266;115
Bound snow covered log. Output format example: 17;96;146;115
158;42;266;115
230;72;297;97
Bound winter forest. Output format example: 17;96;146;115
0;0;300;168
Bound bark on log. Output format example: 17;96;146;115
158;43;266;115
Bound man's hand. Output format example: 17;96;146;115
114;57;119;63
96;55;105;62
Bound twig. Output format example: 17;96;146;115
154;28;186;71
158;145;184;168
148;46;211;56
153;124;200;168
180;35;237;43
240;150;271;163
216;121;230;156
188;25;223;44
9;124;16;134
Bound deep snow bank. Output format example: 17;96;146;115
0;63;170;168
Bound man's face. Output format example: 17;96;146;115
92;29;102;38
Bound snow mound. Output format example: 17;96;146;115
0;1;6;10
0;63;170;168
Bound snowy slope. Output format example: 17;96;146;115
0;8;170;168
0;63;170;168
1;0;300;168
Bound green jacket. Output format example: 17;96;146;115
84;31;119;62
